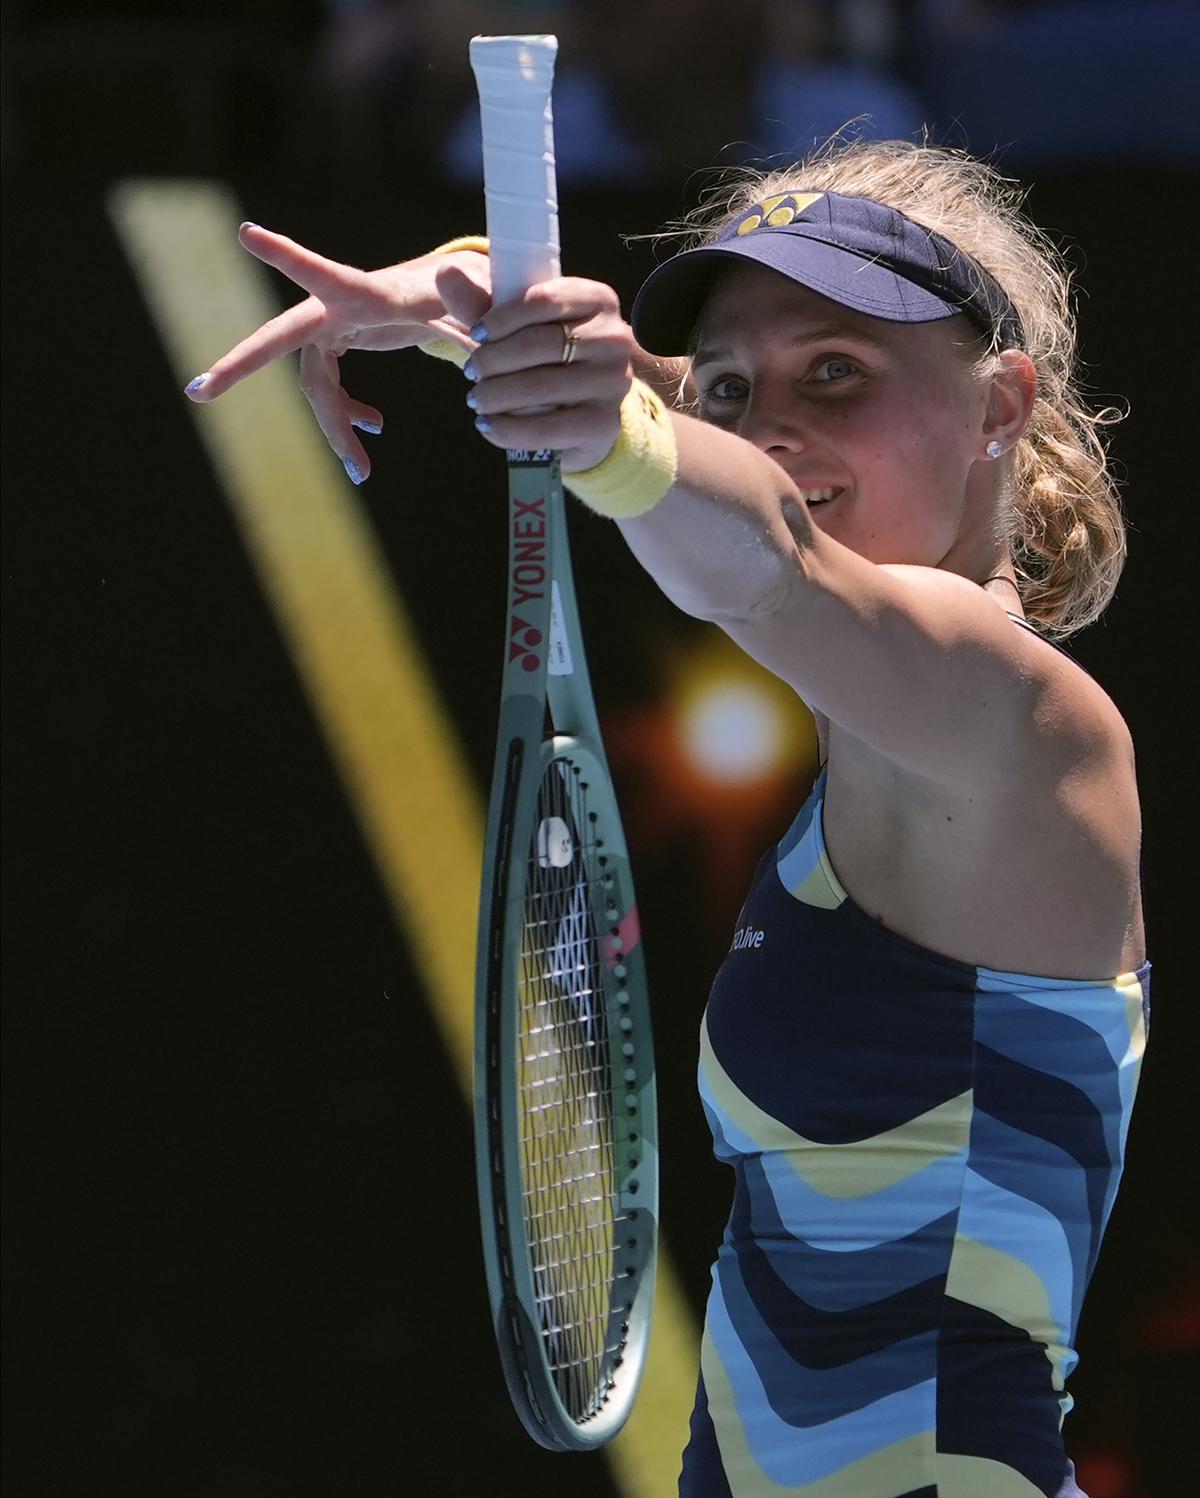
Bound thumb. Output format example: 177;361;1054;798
435;262;492;332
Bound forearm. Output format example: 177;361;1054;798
614;410;813;622
616;345;817;622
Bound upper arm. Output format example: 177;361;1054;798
718;545;1102;793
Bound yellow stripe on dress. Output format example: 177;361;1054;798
787;857;845;910
701;1322;936;1498
945;1233;1072;1391
934;1454;1051;1497
1118;971;1149;1059
700;1014;972;1198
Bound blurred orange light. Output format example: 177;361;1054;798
604;627;819;921
668;630;813;794
678;680;789;784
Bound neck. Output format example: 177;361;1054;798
981;572;1024;611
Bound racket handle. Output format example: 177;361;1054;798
470;35;561;304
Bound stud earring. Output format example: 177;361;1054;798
986;440;1004;460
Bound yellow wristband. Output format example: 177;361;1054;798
419;337;471;367
564;380;678;519
417;236;489;366
428;236;489;256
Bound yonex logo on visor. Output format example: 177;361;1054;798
736;193;825;235
631;189;1025;355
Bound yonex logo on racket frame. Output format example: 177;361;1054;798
509;614;543;671
509;492;548;671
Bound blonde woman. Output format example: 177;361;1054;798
188;141;1149;1498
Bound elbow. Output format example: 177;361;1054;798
690;545;804;627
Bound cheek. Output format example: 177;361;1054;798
849;394;976;548
839;395;946;489
887;383;979;479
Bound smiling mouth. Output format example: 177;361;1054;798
798;487;844;507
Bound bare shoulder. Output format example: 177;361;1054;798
814;573;1145;977
724;546;1131;796
998;605;1136;785
876;563;1133;768
1004;615;1145;970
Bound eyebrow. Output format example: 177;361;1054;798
690;324;882;368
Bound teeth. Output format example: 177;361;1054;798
799;487;838;505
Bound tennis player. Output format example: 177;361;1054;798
188;139;1149;1498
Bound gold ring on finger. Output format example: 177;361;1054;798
560;323;582;366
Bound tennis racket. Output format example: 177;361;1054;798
470;34;658;1453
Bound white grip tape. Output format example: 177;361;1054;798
469;35;561;304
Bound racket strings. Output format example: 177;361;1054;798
518;757;623;1420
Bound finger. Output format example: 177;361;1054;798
434;262;493;335
471;400;622;457
420;314;477;357
185;297;328;401
346;395;384;435
471;277;622;343
467;313;632;379
237;221;371;305
469;364;631;419
466;322;570;377
299;345;371;484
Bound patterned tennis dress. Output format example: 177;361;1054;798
680;766;1150;1498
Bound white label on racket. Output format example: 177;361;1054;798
537;815;573;868
548;580;574;676
548;578;575;680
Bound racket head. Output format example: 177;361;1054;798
477;732;657;1451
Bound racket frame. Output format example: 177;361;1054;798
470;32;657;1451
474;450;658;1451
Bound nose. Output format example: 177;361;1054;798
737;382;807;458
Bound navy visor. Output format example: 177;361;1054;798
631;190;1024;354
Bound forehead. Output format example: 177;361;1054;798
691;260;968;361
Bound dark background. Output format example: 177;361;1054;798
4;4;1198;1495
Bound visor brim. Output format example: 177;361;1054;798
630;233;967;356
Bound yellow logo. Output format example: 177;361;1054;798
736;192;824;236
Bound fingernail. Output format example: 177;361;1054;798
352;418;383;435
465;391;479;411
474;415;492;434
239;221;261;232
463;360;478;381
469;323;489;343
184;372;211;396
343;457;365;485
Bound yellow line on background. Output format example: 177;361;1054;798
109;179;698;1498
109;178;481;1083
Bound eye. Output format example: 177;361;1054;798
812;356;859;383
702;374;749;404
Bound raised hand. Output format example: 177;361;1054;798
447;272;635;476
183;223;491;482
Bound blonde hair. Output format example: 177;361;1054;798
658;140;1127;639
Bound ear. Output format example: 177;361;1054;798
981;349;1037;456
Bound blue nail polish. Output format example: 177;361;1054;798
343;457;365;485
474;415;492;434
463;360;478;381
184;372;211;395
469;323;489;343
465;391;479;411
353;418;383;435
